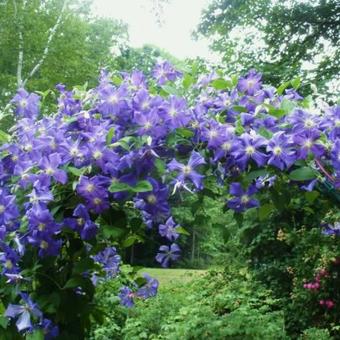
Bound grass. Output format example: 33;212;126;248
139;267;206;287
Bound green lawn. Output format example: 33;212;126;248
139;268;206;287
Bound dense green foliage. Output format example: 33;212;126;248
91;266;288;340
196;0;340;98
0;0;128;100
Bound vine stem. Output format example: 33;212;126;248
315;158;335;183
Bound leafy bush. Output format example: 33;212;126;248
118;267;287;340
0;59;338;339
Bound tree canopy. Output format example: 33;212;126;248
196;0;340;98
0;0;128;102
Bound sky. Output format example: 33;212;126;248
92;0;218;62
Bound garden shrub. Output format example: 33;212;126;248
0;60;338;338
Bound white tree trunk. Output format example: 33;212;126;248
22;0;68;87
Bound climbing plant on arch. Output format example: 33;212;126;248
0;61;339;338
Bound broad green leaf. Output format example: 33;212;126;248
258;203;274;221
0;315;8;329
176;127;194;138
232;105;248;113
183;74;194;89
176;226;190;236
155;158;166;175
277;81;290;95
26;330;44;340
132;180;153;193
112;74;123;85
246;169;268;182
211;78;232;90
109;182;132;192
305;191;320;203
280;99;296;114
122;235;140;248
0;130;10;143
68;166;86;177
161;84;181;96
289;167;316;181
235;118;245;135
291;77;301;90
106;127;115;145
63;276;84;289
258;127;273;139
103;225;125;238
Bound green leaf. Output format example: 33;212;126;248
235;118;245;135
300;95;313;108
305;191;320;203
258;203;274;221
64;277;84;289
176;127;194;138
122;235;140;248
211;78;232;90
26;330;44;340
109;180;152;193
183;74;194;89
112;74;123;85
106;127;115;145
103;225;125;238
0;315;8;329
277;81;290;95
0;130;10;143
289;167;316;181
232;105;248;113
161;84;181;96
109;181;131;193
132;180;153;193
155;158;166;175
291;77;301;90
68;166;86;177
246;169;268;182
280;99;296;114
265;104;286;118
176;226;190;236
258;127;273;139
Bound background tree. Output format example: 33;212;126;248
196;0;340;99
0;0;128;104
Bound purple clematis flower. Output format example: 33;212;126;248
118;286;135;308
237;70;262;96
39;153;67;184
322;222;340;236
134;178;170;224
227;182;259;212
136;273;159;299
266;132;296;170
27;233;62;257
163;96;190;128
93;246;121;278
64;204;98;240
0;243;20;275
168;151;206;191
5;293;42;332
27;205;59;235
293;130;325;159
152;61;182;85
11;88;40;118
158;217;180;241
331;140;340;172
39;318;59;339
233;133;267;170
0;190;19;226
155;243;181;267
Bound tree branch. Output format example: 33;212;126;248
22;0;68;87
12;0;24;88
